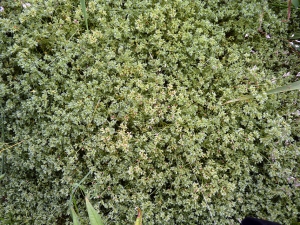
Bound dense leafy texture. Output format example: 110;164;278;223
0;0;299;224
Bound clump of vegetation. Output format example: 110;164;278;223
0;0;299;224
69;172;142;225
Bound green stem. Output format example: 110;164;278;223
1;108;5;175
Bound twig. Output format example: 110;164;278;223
0;140;25;154
282;0;292;22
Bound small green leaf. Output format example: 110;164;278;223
86;197;104;225
0;173;5;180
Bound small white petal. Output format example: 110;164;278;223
22;3;31;8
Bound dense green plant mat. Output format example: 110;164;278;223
0;0;299;224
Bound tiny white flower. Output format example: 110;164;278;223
265;34;271;39
296;72;300;77
245;33;249;38
22;3;31;8
0;6;4;12
283;72;290;77
250;65;258;71
295;110;300;116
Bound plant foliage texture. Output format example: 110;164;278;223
0;0;299;224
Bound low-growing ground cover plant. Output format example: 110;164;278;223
0;0;299;224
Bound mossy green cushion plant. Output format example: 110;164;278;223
0;0;299;224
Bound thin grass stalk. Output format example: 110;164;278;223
0;140;25;155
69;171;91;223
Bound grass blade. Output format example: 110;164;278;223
70;207;81;225
134;208;142;225
71;171;91;196
224;95;253;104
68;171;91;224
266;80;300;94
85;197;104;225
292;0;299;8
80;0;89;31
225;80;300;104
1;108;5;176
